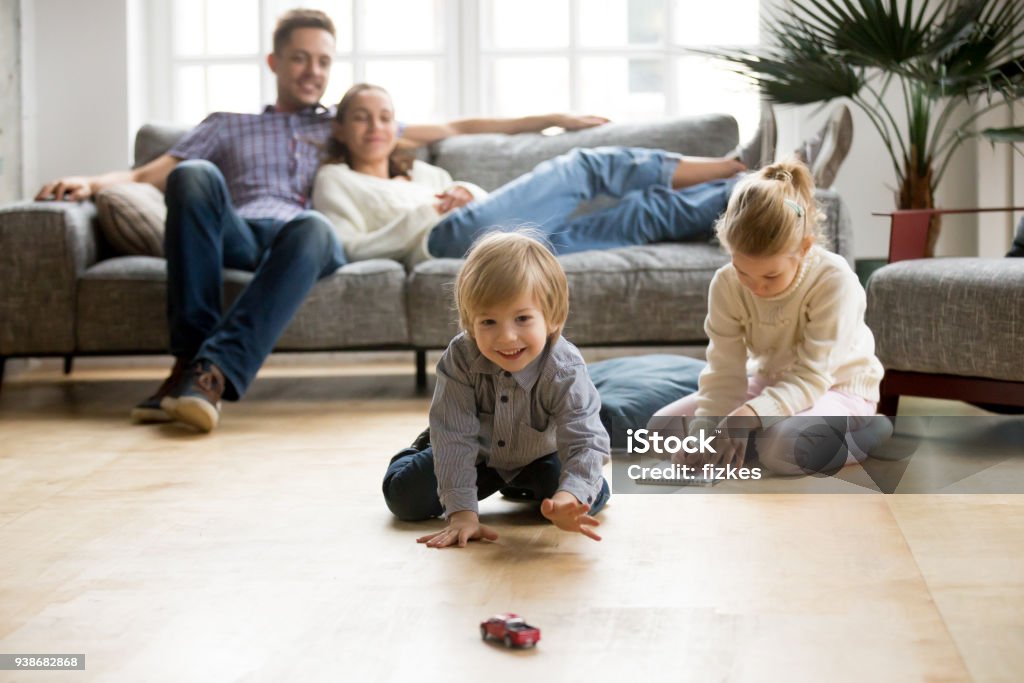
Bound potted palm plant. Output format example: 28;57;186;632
704;0;1023;256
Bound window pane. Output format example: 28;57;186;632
206;0;259;55
491;58;569;117
675;57;760;139
321;61;355;109
486;0;568;49
364;60;438;123
579;0;664;47
174;66;208;124
296;0;353;52
174;0;205;57
206;64;262;114
672;0;759;46
579;57;665;121
363;0;442;52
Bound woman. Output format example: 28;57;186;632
312;83;751;266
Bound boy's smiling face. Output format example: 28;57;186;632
472;291;554;374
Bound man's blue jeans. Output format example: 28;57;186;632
164;160;345;400
382;445;611;522
427;146;737;257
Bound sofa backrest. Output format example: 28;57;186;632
428;115;739;191
133;114;740;189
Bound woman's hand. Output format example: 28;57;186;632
416;510;498;548
540;491;602;541
434;186;474;214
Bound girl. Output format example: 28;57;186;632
311;83;750;266
652;160;889;475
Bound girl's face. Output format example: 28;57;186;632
334;89;399;166
731;245;808;298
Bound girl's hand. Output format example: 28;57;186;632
540;492;602;541
712;407;761;467
416;510;498;548
434;186;474;214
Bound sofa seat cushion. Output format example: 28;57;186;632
589;354;705;448
407;243;728;348
866;258;1024;382
76;257;410;352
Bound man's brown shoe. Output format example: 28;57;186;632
162;360;225;433
130;357;189;424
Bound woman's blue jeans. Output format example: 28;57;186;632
164;160;345;400
427;146;737;257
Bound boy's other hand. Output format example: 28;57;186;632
416;510;498;548
540;491;602;542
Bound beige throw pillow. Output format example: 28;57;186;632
95;183;166;257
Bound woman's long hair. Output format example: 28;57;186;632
322;83;414;179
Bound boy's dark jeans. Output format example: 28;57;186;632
383;444;610;522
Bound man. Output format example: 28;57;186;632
36;9;607;433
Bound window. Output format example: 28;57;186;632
157;0;760;137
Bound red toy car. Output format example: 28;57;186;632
480;613;541;648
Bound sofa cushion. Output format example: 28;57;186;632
77;257;410;352
407;243;729;349
428;114;740;191
866;258;1024;382
94;183;166;257
589;354;705;448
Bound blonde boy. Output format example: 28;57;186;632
382;230;610;547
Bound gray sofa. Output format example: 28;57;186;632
0;114;854;388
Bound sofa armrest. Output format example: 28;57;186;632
0;201;100;355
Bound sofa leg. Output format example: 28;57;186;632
63;355;74;376
415;349;427;390
878;393;899;417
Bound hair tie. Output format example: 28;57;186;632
783;198;804;217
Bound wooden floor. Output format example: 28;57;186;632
0;354;1021;683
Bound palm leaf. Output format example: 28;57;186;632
981;126;1024;143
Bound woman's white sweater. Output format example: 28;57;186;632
696;245;884;418
312;160;487;266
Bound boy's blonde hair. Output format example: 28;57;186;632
716;157;824;256
455;230;569;337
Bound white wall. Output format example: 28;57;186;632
26;0;132;191
0;0;22;203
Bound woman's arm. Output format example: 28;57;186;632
313;166;439;262
399;113;609;148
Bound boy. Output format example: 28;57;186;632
382;231;610;547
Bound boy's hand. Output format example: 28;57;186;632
416;510;498;548
540;491;602;542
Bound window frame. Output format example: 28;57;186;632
148;0;760;128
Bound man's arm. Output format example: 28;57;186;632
35;154;181;202
399;113;609;148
